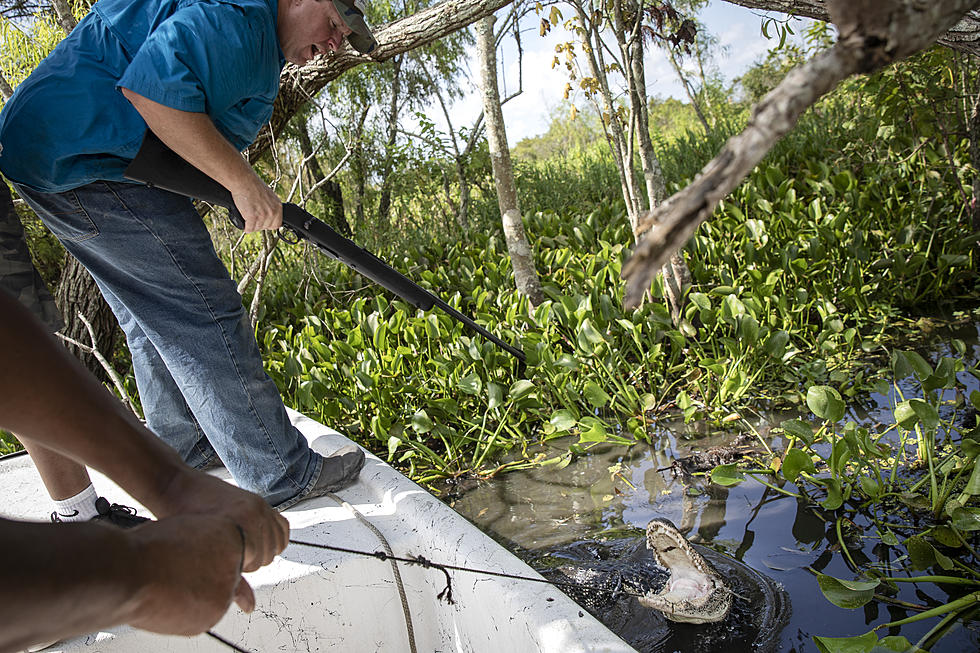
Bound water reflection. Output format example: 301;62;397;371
447;413;979;652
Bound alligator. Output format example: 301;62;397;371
538;518;791;653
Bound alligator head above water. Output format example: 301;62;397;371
539;518;791;653
636;517;732;624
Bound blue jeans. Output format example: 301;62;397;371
15;180;322;509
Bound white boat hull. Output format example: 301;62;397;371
1;410;635;652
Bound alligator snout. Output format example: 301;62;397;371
637;518;733;624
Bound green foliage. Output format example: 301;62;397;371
0;2;91;96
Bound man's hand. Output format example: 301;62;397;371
151;467;289;572
124;515;254;635
230;173;284;233
0;514;259;651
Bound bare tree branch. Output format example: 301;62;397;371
723;0;980;58
622;0;980;308
248;0;515;160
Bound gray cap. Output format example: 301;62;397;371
333;0;377;54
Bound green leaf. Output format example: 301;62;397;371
962;438;980;459
874;636;925;653
950;506;980;532
815;573;880;609
970;390;980;412
689;292;711;311
710;463;744;486
508;379;536;401
579;318;607;345
583;381;611;409
354;371;375;392
894;401;918;429
578;417;609;442
821;478;844;510
813;631;879;653
858;475;881;499
765;330;790;358
807;385;845;422
879;528;900;546
738;314;760;343
549;409;577;433
782;448;815;482
457;372;482;396
387;436;400;459
410;410;433;434
906;536;953;571
782;419;815;445
909;399;939;432
487;383;504;411
892;351;932;380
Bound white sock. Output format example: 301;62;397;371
52;484;99;521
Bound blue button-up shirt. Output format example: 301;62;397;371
0;0;285;192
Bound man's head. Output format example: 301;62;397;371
278;0;377;65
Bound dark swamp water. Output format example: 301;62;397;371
443;321;980;652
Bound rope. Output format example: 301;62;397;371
202;501;658;653
325;492;419;653
286;538;651;601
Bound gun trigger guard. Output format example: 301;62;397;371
277;227;301;245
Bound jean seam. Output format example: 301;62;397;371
104;182;305;491
272;454;324;511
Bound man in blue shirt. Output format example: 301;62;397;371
0;0;378;512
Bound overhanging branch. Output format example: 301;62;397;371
248;0;514;160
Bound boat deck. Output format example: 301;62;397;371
1;410;635;652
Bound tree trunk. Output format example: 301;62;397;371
377;55;403;228
29;0;121;382
0;70;13;101
50;0;77;34
54;257;120;384
970;87;980;233
295;121;351;236
476;14;544;306
625;13;690;322
573;0;641;228
666;47;710;133
349;109;370;228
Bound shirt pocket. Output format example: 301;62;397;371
216;95;275;152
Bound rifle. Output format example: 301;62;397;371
124;130;526;369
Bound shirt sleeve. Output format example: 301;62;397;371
117;1;264;118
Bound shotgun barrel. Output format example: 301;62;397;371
123;130;526;367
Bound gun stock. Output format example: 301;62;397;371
123;130;525;367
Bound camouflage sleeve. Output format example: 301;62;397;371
0;180;64;334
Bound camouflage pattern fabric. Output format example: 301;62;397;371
0;180;64;333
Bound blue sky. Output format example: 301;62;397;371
440;1;809;145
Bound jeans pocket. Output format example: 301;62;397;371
33;190;99;242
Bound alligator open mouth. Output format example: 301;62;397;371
637;518;732;624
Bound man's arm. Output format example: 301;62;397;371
0;514;251;653
0;289;289;570
120;87;282;233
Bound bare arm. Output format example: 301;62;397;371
120;87;282;233
0;514;251;652
0;290;288;570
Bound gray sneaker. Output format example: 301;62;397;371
304;445;366;499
